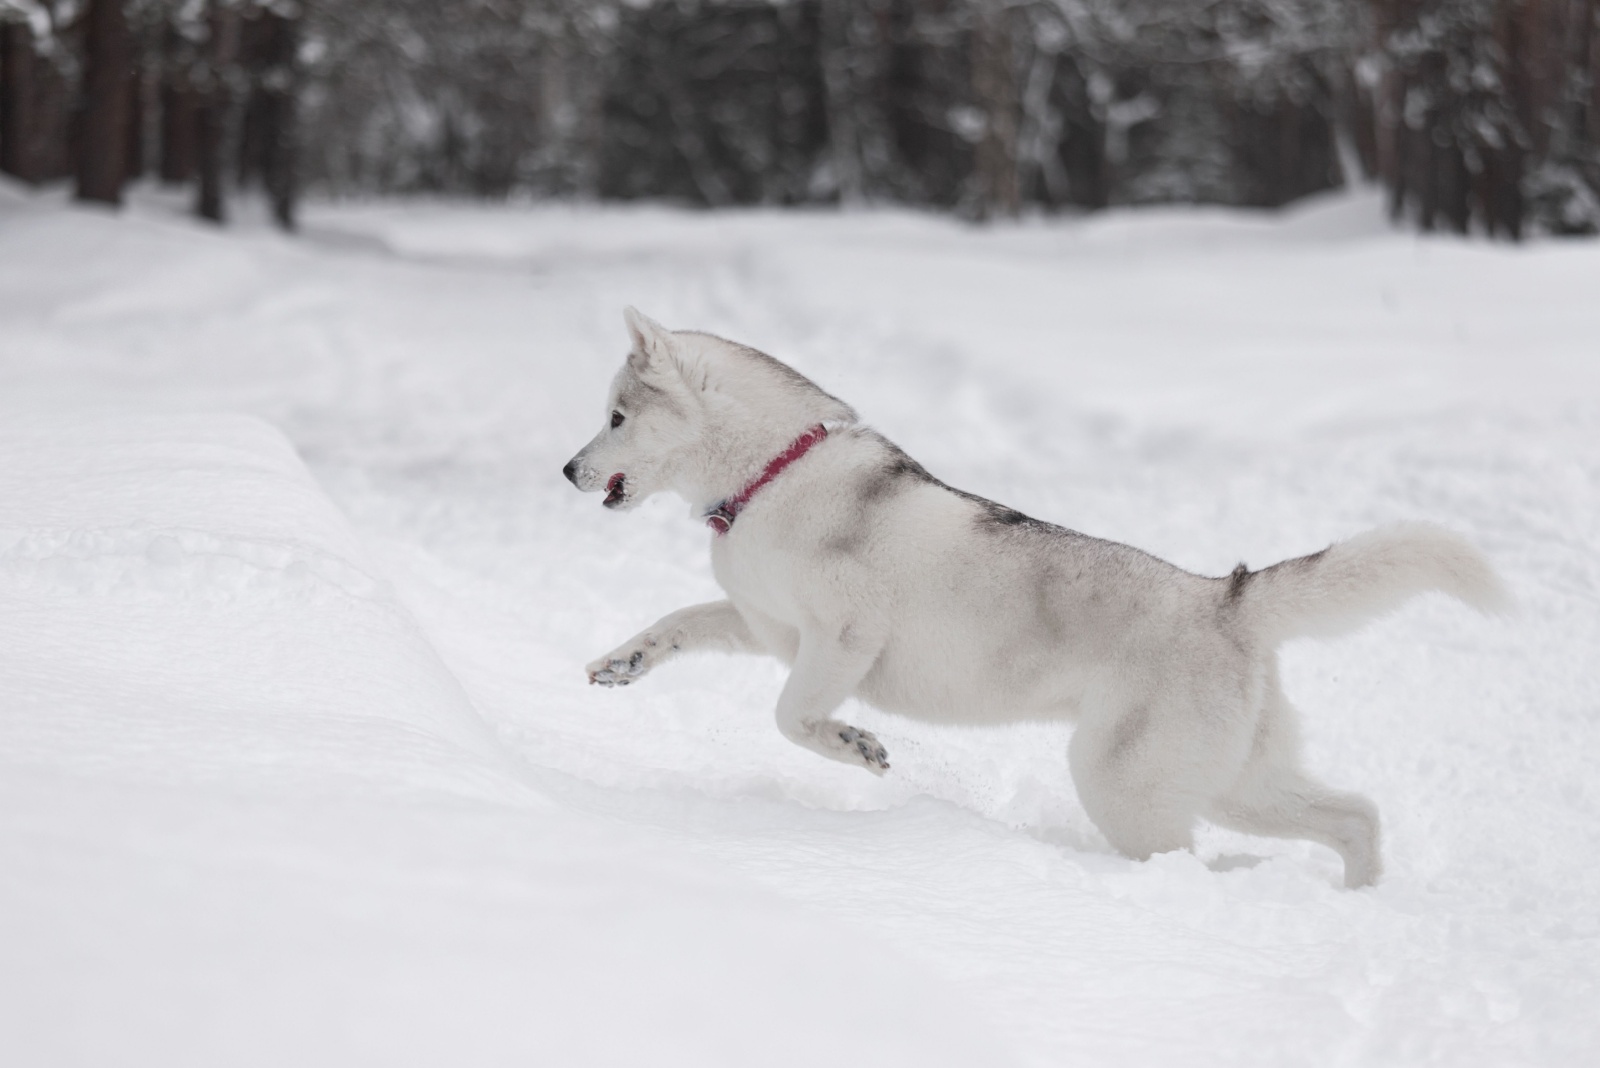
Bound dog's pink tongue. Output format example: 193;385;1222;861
604;473;625;504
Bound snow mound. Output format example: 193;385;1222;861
0;411;1007;1068
0;413;498;767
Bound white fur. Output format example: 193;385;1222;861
563;309;1511;888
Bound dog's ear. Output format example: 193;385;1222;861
623;307;674;375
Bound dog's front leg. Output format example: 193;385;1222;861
587;600;759;686
774;631;890;775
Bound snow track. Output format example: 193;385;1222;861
2;181;1597;1066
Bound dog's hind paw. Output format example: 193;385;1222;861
586;646;651;687
837;725;890;774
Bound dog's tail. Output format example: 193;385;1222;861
1229;522;1512;645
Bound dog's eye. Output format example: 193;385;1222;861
610;411;625;429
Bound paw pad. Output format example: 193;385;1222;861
837;726;890;770
587;650;650;687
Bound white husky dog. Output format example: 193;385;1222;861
564;308;1508;888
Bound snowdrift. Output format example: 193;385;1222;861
0;412;1002;1068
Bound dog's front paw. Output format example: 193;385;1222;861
837;725;890;774
586;643;653;687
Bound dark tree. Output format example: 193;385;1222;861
76;0;132;205
158;15;199;183
599;0;829;205
1;16;36;181
1366;0;1514;234
877;1;982;210
816;0;900;204
260;8;297;230
0;0;1589;237
193;0;236;223
971;0;1020;217
1524;0;1600;234
1363;0;1600;237
123;41;145;179
236;5;298;228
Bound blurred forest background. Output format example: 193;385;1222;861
1;0;1596;237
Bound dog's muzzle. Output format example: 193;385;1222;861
562;457;626;508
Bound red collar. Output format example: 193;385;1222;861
705;424;829;535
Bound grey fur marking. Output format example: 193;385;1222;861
1106;704;1150;765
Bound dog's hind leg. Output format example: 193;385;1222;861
1206;680;1382;888
1069;698;1239;862
587;600;761;686
1210;769;1381;889
772;628;891;774
1069;671;1265;864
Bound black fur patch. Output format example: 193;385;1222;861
848;436;938;510
952;486;1060;533
1226;563;1252;601
857;428;1082;538
979;502;1031;526
866;436;939;485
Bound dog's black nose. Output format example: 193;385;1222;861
562;461;578;485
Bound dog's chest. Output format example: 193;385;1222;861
708;522;815;625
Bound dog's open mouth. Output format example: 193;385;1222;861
603;473;627;508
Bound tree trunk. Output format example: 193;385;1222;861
194;2;237;224
160;78;197;182
259;11;298;231
236;12;263;191
971;0;1020;219
75;0;132;206
124;56;145;181
1565;0;1596;155
195;95;224;221
819;0;872;204
1;21;36;182
1589;0;1600;149
159;20;197;183
817;0;905;206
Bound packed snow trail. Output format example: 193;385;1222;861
2;181;1597;1066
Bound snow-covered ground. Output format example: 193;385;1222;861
2;181;1596;1066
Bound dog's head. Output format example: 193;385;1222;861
563;308;856;512
561;308;705;511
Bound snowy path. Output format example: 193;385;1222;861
2;183;1597;1066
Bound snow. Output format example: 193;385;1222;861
2;180;1597;1066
